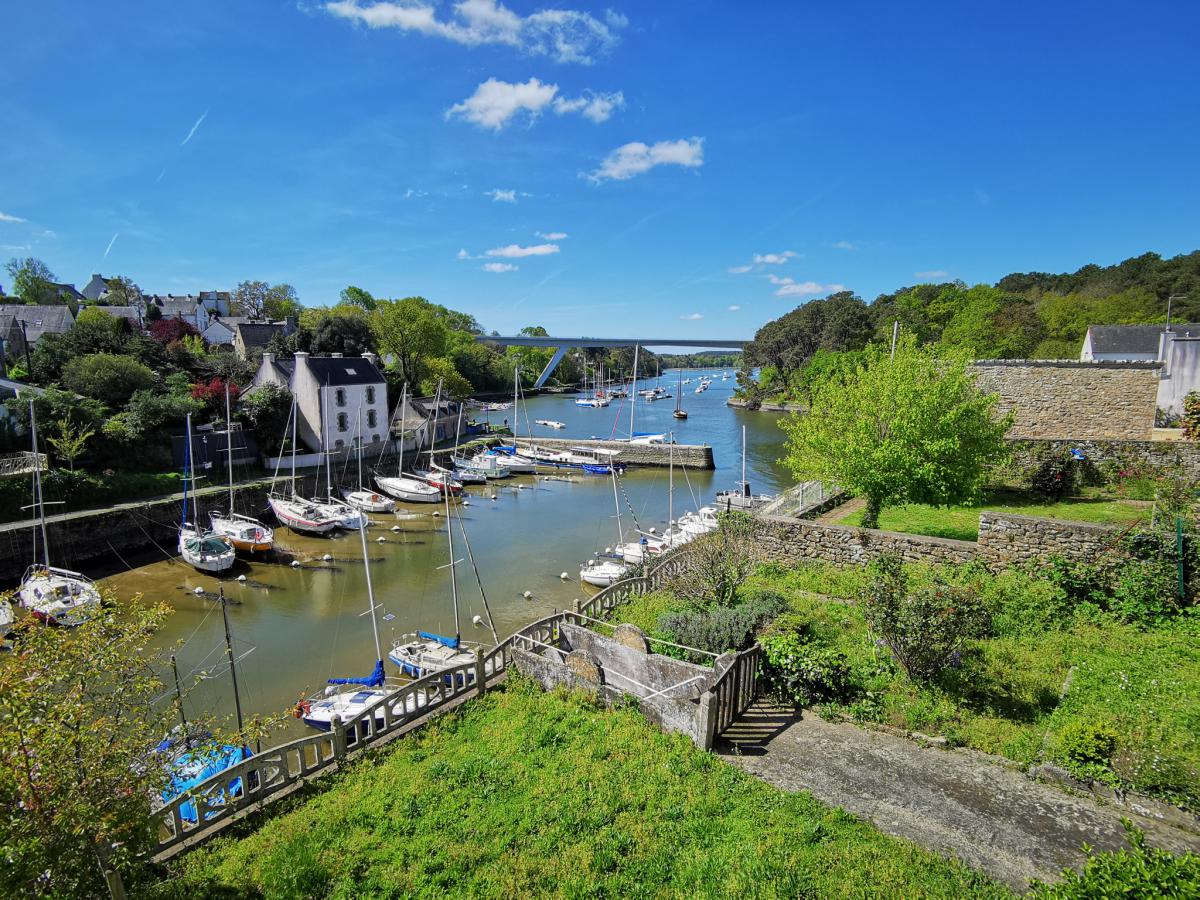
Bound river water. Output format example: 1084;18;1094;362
105;371;794;742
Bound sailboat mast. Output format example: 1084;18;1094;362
171;653;188;731
444;482;461;642
611;465;623;542
741;425;747;487
323;378;334;501
29;401;50;568
219;587;246;739
356;493;383;661
182;413;192;529
290;400;298;499
668;432;674;527
225;384;235;516
629;344;639;440
397;385;408;476
427;380;443;467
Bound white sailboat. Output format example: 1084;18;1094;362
343;417;395;512
313;387;369;530
374;384;441;504
389;485;485;681
580;467;633;587
715;425;775;510
268;400;339;534
16;401;103;627
178;414;236;574
210;384;275;553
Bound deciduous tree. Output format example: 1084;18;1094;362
4;256;57;304
370;297;449;388
780;335;1012;528
61;353;156;407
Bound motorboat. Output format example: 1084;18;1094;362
413;468;464;495
480;446;536;474
18;565;102;627
449;456;495;483
375;474;441;503
178;414;235;573
580;555;630;587
343;488;395;513
677;506;720;538
536;419;566;429
614;535;666;565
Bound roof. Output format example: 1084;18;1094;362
81;273;111;301
235;322;284;348
305;356;384;386
1086;324;1200;355
51;282;85;303
89;305;142;323
0;304;76;342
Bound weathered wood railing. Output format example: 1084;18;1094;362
698;645;762;746
152;549;753;858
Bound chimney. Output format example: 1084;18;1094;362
362;351;379;369
294;351;309;368
262;351;274;367
284;315;298;333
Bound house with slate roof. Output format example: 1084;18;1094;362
1080;323;1200;415
0;304;75;347
252;351;390;453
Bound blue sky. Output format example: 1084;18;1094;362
1;0;1198;339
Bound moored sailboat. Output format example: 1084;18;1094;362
178;413;236;574
210;384;275;553
268;400;340;534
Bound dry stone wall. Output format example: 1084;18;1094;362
752;511;1125;570
969;359;1160;440
1008;438;1200;477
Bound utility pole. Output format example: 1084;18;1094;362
17;319;31;375
1166;294;1186;332
219;587;252;750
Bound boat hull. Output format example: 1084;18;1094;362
375;475;441;504
268;497;339;534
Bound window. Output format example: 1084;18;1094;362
335;439;345;449
367;409;377;429
366;386;375;404
335;388;346;407
337;413;348;432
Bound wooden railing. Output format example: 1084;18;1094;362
152;549;743;858
698;645;762;747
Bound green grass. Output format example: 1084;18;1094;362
835;489;1149;541
157;678;1007;899
749;562;1200;809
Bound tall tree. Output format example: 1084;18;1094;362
4;256;58;304
780;335;1012;528
263;283;301;320
103;275;142;306
311;314;377;356
340;285;377;311
232;280;270;317
370;297;449;388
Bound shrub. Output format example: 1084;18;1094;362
149;317;200;345
1183;391;1200;439
1054;719;1119;770
1025;446;1077;500
860;554;991;683
1029;821;1200;898
666;511;759;608
760;629;853;707
61;353;156;407
657;592;786;661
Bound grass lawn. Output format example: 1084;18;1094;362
156;678;1007;899
835;489;1150;541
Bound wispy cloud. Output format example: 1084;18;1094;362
486;188;517;203
180;109;209;146
103;233;119;258
830;240;856;250
586;137;704;183
769;275;844;298
0;211;27;223
447;78;622;130
482;262;517;273
404;188;429;200
680;312;704;320
537;231;568;240
754;251;797;265
153;168;167;185
485;242;559;258
727;265;753;274
324;0;626;64
1;244;31;252
915;269;950;279
727;305;741;311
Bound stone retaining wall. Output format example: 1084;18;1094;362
1008;437;1200;476
752;510;1126;570
970;359;1160;441
514;437;714;469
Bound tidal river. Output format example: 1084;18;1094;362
105;372;793;743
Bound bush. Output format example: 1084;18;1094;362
1029;821;1200;898
657;592;786;661
1054;719;1119;771
860;554;991;683
61;353;156;407
666;511;759;608
760;627;853;707
1026;446;1077;500
1183;391;1200;439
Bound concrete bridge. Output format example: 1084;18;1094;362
478;335;750;387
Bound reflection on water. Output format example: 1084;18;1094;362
104;373;794;743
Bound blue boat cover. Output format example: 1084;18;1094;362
327;659;385;687
161;743;253;824
418;630;459;649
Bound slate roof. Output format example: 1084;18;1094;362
0;304;76;343
235;322;284;349
306;356;384;386
1087;324;1200;355
81;273;111;301
90;305;142;325
51;282;85;303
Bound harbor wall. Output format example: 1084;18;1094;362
513;438;714;470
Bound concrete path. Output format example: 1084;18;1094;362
816;496;864;523
718;701;1200;892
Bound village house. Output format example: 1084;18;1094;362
0;304;75;354
252;351;390;454
1080;322;1200;415
148;291;233;332
87;305;144;330
228;317;298;358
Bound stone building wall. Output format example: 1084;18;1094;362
1008;438;1200;476
752;511;1125;570
969;359;1160;441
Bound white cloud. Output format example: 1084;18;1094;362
831;240;856;250
727;304;741;311
770;276;845;297
456;248;471;259
180;109;208;146
447;77;558;130
1;244;30;252
537;231;568;240
586;137;704;183
552;90;624;123
727;265;752;274
486;188;517;203
0;211;27;223
916;269;950;279
485;242;559;258
404;188;429;199
325;0;626;64
482;262;517;273
103;233;119;258
680;312;703;320
754;251;797;265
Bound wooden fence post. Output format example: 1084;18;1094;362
696;689;717;750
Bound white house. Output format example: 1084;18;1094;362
252;351;390;453
1080;323;1200;415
